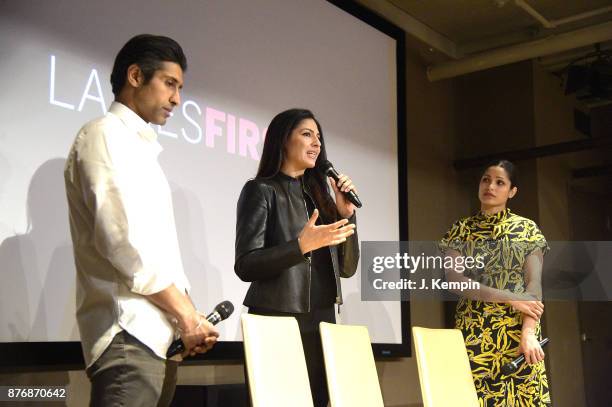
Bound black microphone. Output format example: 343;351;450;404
166;300;234;358
500;337;549;375
320;160;362;208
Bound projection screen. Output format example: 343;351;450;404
0;0;408;367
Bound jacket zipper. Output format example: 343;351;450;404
301;181;343;313
300;180;312;313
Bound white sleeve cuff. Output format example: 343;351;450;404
131;270;174;295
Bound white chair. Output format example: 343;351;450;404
319;322;384;407
241;314;313;407
412;327;479;407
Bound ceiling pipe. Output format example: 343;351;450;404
538;41;612;72
427;21;612;81
537;41;612;68
514;0;612;29
514;0;555;29
553;6;612;27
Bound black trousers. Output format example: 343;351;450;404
247;306;335;407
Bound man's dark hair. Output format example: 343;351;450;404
110;34;187;97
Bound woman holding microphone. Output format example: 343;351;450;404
235;108;359;407
439;160;550;406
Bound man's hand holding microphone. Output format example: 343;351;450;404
147;286;221;358
176;310;219;357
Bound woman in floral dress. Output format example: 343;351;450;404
440;160;551;406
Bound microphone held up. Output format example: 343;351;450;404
319;160;362;208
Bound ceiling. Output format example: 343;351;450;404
353;0;612;188
389;0;612;50
356;0;612;79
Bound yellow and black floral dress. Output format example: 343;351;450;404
439;208;551;406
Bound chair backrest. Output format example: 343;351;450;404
319;322;384;407
412;327;479;407
241;314;313;407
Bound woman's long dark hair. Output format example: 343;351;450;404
257;108;338;222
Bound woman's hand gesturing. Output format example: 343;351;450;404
298;209;355;254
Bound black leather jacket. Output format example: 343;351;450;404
234;172;359;313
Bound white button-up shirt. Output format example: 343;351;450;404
64;102;190;368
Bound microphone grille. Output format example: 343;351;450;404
216;300;234;320
500;362;515;376
318;160;333;175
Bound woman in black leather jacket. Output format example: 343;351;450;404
235;108;359;406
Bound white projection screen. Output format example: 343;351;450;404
0;0;408;367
